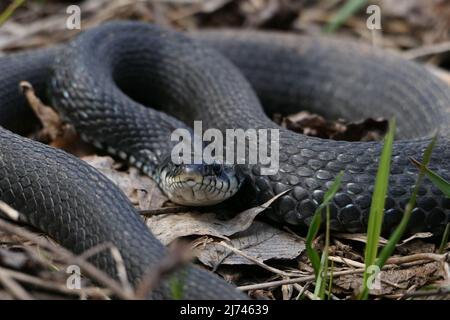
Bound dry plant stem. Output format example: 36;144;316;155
385;253;447;264
329;253;447;269
0;212;133;299
328;256;365;268
292;283;340;301
401;287;450;299
218;241;302;278
0;267;33;300
109;247;133;294
139;206;191;217
293;283;316;300
237;269;366;291
403;41;450;59
0;201;19;220
0;266;110;298
78;242;133;296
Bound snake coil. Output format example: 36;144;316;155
0;21;449;299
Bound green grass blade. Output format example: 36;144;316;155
306;210;322;276
375;135;437;270
170;271;186;300
359;118;396;299
410;158;450;198
306;171;344;276
0;0;26;27
324;0;369;33
313;205;331;300
439;223;450;254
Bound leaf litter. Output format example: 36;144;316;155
81;160;305;265
0;0;449;300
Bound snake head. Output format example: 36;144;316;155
158;159;244;206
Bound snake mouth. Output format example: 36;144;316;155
158;161;244;206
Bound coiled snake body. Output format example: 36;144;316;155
0;21;449;299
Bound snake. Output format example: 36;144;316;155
0;21;449;299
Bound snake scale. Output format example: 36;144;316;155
0;21;449;299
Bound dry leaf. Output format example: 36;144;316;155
195;221;305;267
146;190;290;245
82;155;168;208
334;262;440;296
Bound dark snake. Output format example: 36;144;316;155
0;21;449;299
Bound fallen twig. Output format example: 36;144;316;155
237;269;366;291
79;242;133;297
0;267;33;300
400;287;450;299
0;201;19;221
0;207;134;300
139;206;191;217
403;41;450;60
0;266;110;299
218;241;302;278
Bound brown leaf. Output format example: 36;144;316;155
20;81;93;156
146;190;290;245
274;111;388;142
195;221;305;267
20;81;65;142
334;262;440;296
82;155;168;208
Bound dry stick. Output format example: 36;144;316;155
0;267;33;300
0;214;133;300
79;242;133;296
328;256;365;268
237;269;366;291
0;201;20;220
0;266;110;298
330;252;447;269
139;206;191;217
218;241;303;278
218;241;367;292
292;283;316;300
400;287;450;299
241;253;447;292
385;253;447;265
444;260;450;280
403;41;450;60
292;282;340;301
108;247;132;295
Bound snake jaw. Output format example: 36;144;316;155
158;161;244;206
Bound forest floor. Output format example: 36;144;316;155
0;0;449;300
